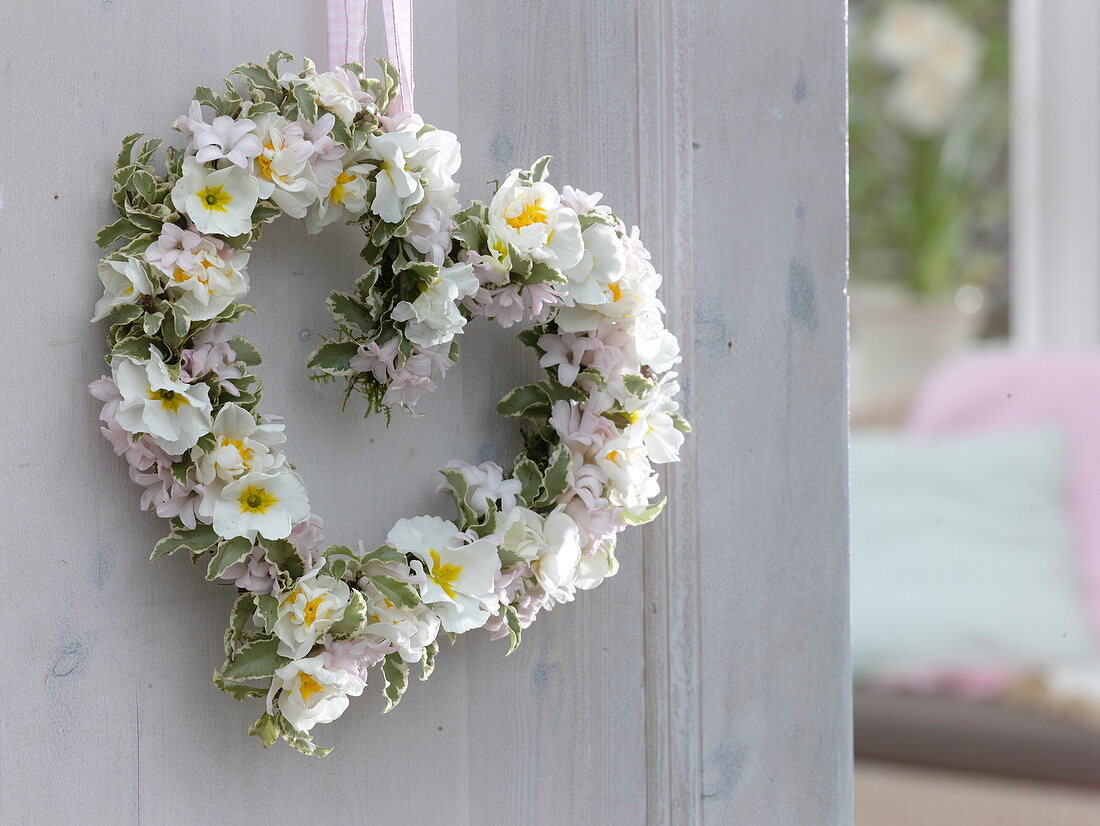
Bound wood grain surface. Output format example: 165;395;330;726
0;1;849;823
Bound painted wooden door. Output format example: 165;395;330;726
0;1;849;823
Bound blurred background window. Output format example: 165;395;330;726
850;2;1100;824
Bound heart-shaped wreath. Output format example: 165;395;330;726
89;53;688;755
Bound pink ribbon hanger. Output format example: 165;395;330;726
327;0;414;115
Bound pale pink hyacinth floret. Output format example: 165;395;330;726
220;547;280;594
129;462;205;529
548;398;617;459
90;373;205;526
350;339;453;408
440;460;522;516
559;185;612;216
175;100;262;169
349;338;400;384
537;332;602;387
484;582;550;640
220;514;325;593
90;377;154;468
144;223;219;274
323;635;393;682
179;325;245;395
297;113;346;191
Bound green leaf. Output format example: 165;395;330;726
228;335;262;366
504;604;522;655
537;443;572;506
420;641;438;681
254;594;279;632
95;217;141;248
222;634;287;681
513;458;542;506
170;455;193;486
195;432;217;453
206;536;254;581
622;498;667;526
225;592;255;654
308;340;360;373
367;574;419;609
327;291;377;333
259;538;305;581
214;672;268;700
130;169;158;204
438;468;477;528
276;713;332;757
328;589;368;639
150;523;220;561
361;544;408;567
623;373;656;398
528;155;552;183
497;383;549;418
251;201;282;224
266;50;295;77
292;82;318;122
248;712;281;747
141;311;164;336
234;63;279;99
670;412;692;433
380;652;409;712
521;260;567;286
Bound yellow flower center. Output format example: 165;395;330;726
428;549;462;600
237;484;278;514
606;449;621;464
149;388;186;412
608;281;624;303
196;185;231;212
221;436;254;463
329;170;357;205
298;672;324;703
301;595;326;627
505;200;548;231
255;142;277;180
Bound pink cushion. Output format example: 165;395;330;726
907;350;1100;643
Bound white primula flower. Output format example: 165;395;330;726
303;71;363;122
410;128;461;211
622;309;681;374
555;250;661;333
387;515;501;633
268;655;365;733
499;506;583;606
92;257;155;321
562;222;626;306
367;130;424;223
251;114;319;219
212;468;310;541
170;157;260;237
488;170;584;271
359;580;442;663
164;240;250;321
622;373;685;464
194;404;286;522
594;436;661;515
274;573;351;658
390;262;479;347
574;542;620;591
306;156;374;232
113;348;213;454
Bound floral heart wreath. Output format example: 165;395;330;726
89;50;688;756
